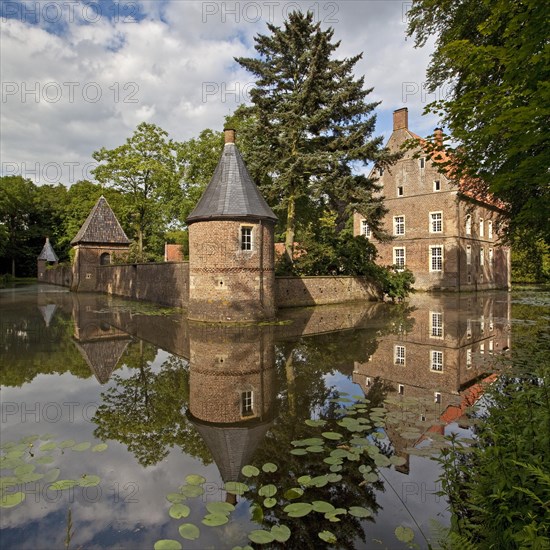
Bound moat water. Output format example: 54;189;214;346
1;284;546;549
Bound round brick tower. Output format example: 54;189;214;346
186;129;277;322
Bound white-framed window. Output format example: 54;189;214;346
430;312;444;338
489;340;494;353
419;157;425;169
398;384;404;395
489;316;494;331
430;246;443;272
465;215;472;235
394;215;405;236
481;316;485;333
434;392;442;404
433;180;441;192
480;343;485;355
488;220;493;239
489;248;494;264
393;247;406;270
466;348;472;367
360;220;372;238
466;245;472;265
397;186;404;197
394;345;406;365
241;391;254;416
479;218;484;237
365;377;371;387
240;226;253;250
480;248;485;266
467;319;472;338
430;211;443;233
431;350;443;372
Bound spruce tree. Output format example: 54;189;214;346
235;11;398;261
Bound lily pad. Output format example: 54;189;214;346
305;445;324;453
258;484;277;497
248;530;275;544
34;455;54;464
43;468;60;483
309;475;329;488
290;449;307;456
14;464;35;476
79;475;101;488
305;419;326;427
185;474;206;486
263;497;277;508
92;443;108;452
39;442;56;452
59;440;76;449
271;524;291;542
50;479;78;490
169;503;190;519
178;523;200;540
206;501;234;515
154;540;182;550
329;464;343;472
166;492;186;503
390;455;407;466
284;502;313;517
326;473;342;483
241;465;260;478
180;484;204;498
395;525;415;544
261;462;277;473
19;472;44;483
312;501;335;513
297;475;311;484
224;481;248;495
202;513;229;526
348;506;371;518
322;432;343;440
72;442;91;452
319;530;337;543
283;487;304;499
301;438;324;446
0;491;25;508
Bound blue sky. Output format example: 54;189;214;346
1;1;438;185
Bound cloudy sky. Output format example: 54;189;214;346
1;0;439;186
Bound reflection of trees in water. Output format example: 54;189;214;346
93;342;211;467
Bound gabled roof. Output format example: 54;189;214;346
71;196;130;245
186;143;277;224
37;238;59;262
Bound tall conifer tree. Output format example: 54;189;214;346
235;11;398;261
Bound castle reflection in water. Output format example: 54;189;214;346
16;288;511;482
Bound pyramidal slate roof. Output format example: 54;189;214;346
186;141;277;224
71;196;130;245
37;238;59;262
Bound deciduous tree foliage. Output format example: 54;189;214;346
235;11;398;261
407;0;550;243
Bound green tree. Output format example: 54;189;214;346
234;11;398;261
407;0;550;243
92;123;182;256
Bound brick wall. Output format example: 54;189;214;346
275;276;381;308
40;264;72;287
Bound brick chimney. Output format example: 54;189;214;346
393;108;408;131
224;128;236;144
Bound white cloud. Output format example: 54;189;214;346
0;0;436;185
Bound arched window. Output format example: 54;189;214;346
100;252;111;265
465;215;472;235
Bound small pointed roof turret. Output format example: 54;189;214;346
71;196;130;245
37;237;59;262
186;129;277;224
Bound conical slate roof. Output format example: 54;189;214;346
73;338;131;384
71;196;130;245
37;238;59;262
186;142;277;224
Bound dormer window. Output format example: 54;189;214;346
240;226;253;250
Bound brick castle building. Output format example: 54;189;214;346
354;108;511;291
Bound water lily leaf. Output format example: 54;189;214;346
283;487;303;500
72;442;91;452
271;524;291;542
179;523;200;540
329;464;343;472
251;502;264;523
43;468;60;483
325;508;347;522
319;530;337;543
290;449;307;456
390;455;407;466
330;449;349;459
19;472;44;483
310;475;329;488
154;539;182;550
185;474;206;486
261;462;277;473
206;501;234;515
263;497;277;508
322;432;343;440
79;475;101;488
50;479;78;490
224;481;248;495
180;484;204;498
92;443;108;452
8;444;27;453
395;526;415;544
374;454;391;468
297;475;311;485
305;445;324;453
202;513;229;526
59;440;76;449
232;547;253;550
301;438;324;446
0;457;23;470
348;506;371;518
400;432;421;441
0;491;25;508
284;503;313;517
169;503;190;519
258;484;277;497
363;472;379;483
39;442;56;452
248;530;275;544
34;455;54;464
312;501;335;513
14;464;35;476
305;419;326;427
166;492;186;503
326;473;342;483
323;456;342;465
241;465;260;478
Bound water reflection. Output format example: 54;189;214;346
0;286;512;549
